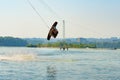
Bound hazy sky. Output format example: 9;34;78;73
0;0;120;38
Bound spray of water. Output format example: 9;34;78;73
0;54;37;61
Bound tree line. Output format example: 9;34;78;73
27;42;96;48
0;36;27;46
0;36;120;49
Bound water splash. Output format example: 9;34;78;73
0;54;37;61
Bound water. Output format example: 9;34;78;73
0;47;120;80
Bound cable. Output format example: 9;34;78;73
27;0;50;28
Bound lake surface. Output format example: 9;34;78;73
0;47;120;80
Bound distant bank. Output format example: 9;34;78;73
0;36;120;49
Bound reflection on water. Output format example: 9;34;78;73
46;65;57;80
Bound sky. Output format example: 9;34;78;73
0;0;120;38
